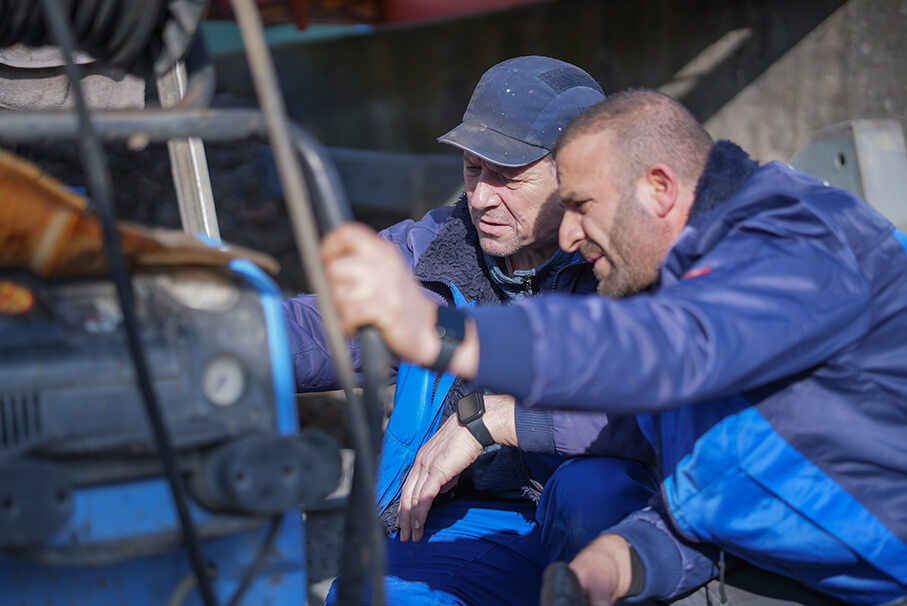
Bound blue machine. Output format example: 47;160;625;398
0;260;342;605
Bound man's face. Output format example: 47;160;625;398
556;133;674;297
463;152;563;267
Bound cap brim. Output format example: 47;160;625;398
437;122;549;168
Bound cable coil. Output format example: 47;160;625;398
0;0;208;76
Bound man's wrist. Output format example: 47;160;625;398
456;392;495;448
626;541;646;598
428;305;465;373
448;315;479;379
482;395;518;447
606;534;633;601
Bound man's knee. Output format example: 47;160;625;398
536;457;657;562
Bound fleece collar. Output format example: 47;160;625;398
688;140;759;223
412;193;577;304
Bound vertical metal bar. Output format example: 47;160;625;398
155;61;221;240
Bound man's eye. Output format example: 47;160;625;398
562;200;588;212
465;164;481;174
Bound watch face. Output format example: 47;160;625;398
457;393;483;423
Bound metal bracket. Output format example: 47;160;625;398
155;60;221;240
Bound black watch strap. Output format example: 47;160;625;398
457;392;495;448
465;416;495;448
626;541;646;598
428;305;466;373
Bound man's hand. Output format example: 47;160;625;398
397;395;519;542
569;534;634;606
397;413;482;542
321;223;440;366
321;223;481;378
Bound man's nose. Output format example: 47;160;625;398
558;210;584;252
471;177;500;210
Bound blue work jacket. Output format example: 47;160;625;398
467;142;907;604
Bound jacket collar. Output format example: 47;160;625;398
413;193;581;304
658;141;760;285
688;140;759;224
412;194;500;304
483;248;572;300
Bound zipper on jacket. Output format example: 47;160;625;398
431;372;442;403
521;275;536;296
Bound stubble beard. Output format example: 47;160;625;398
590;190;667;298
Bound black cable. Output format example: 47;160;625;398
38;2;219;606
289;124;389;606
2;0;204;77
108;0;164;70
0;1;12;48
20;0;46;45
73;0;99;46
229;2;389;603
225;515;283;606
4;0;30;46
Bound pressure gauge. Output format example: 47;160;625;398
202;354;246;407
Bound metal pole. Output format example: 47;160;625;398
227;2;386;604
156;61;221;240
0;108;267;142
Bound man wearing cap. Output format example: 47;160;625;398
284;56;657;605
321;89;907;605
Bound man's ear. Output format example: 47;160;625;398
645;163;679;218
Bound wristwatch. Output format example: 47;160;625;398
428;305;466;373
456;392;495;448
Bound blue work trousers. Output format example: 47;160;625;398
325;457;657;606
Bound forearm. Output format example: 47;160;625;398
282;294;360;392
466;243;869;414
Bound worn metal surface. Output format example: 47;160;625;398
791;119;907;231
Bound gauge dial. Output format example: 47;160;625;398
202;354;246;407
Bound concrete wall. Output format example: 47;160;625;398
213;0;905;164
705;0;907;162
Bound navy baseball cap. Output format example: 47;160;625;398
438;56;605;168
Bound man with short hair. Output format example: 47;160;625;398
285;58;657;605
321;89;907;605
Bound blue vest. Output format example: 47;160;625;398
375;283;472;516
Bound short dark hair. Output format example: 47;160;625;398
553;89;713;189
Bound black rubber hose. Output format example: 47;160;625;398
38;2;219;606
289;121;389;606
0;0;205;76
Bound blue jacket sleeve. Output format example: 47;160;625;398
515;407;623;457
607;496;720;601
282;294;357;392
283;206;455;393
469;220;871;412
